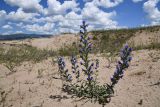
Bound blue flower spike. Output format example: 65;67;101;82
110;44;132;87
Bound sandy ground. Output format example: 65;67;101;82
1;30;160;51
128;30;160;47
0;31;160;107
0;34;78;50
0;49;160;107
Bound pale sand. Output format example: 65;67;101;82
0;50;160;107
127;30;160;47
0;32;160;107
0;34;78;50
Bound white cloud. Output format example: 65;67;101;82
2;24;12;29
65;11;82;20
82;2;117;29
45;0;80;15
1;0;120;34
51;11;81;33
32;15;64;23
24;22;55;34
30;11;82;34
16;22;23;27
15;31;23;33
58;11;82;31
0;9;39;25
4;0;43;13
84;0;123;8
0;10;7;26
132;0;144;3
0;10;6;18
143;0;160;25
57;27;77;34
7;8;39;22
98;0;123;8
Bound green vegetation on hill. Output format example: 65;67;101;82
133;42;160;50
91;29;135;54
91;25;160;54
54;25;160;56
0;25;159;68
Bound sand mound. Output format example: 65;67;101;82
0;34;78;50
0;50;160;107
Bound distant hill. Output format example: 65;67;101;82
88;25;160;53
0;33;52;40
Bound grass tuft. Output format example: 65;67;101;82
0;44;56;68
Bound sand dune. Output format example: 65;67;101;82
0;34;78;50
0;49;160;107
0;31;160;107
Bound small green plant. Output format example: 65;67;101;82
57;21;132;106
5;62;16;75
0;88;13;107
37;69;44;78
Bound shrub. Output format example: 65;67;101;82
57;21;132;106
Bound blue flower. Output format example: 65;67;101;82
124;44;129;49
78;21;96;82
87;74;93;81
67;74;72;81
71;55;77;65
80;61;83;65
71;55;80;79
95;59;99;69
128;56;132;62
110;44;132;87
58;57;66;71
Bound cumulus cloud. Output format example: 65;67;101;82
7;8;39;22
2;24;12;29
0;10;6;18
16;22;23;27
132;0;144;3
82;2;117;29
143;0;160;25
32;15;64;23
30;11;82;33
98;0;123;8
45;0;80;15
0;10;7;26
84;0;123;8
4;0;44;13
65;11;82;20
58;11;82;32
24;22;55;34
0;0;120;34
15;31;23;33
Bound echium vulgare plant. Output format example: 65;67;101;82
57;21;132;107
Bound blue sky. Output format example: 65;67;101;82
0;0;160;35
